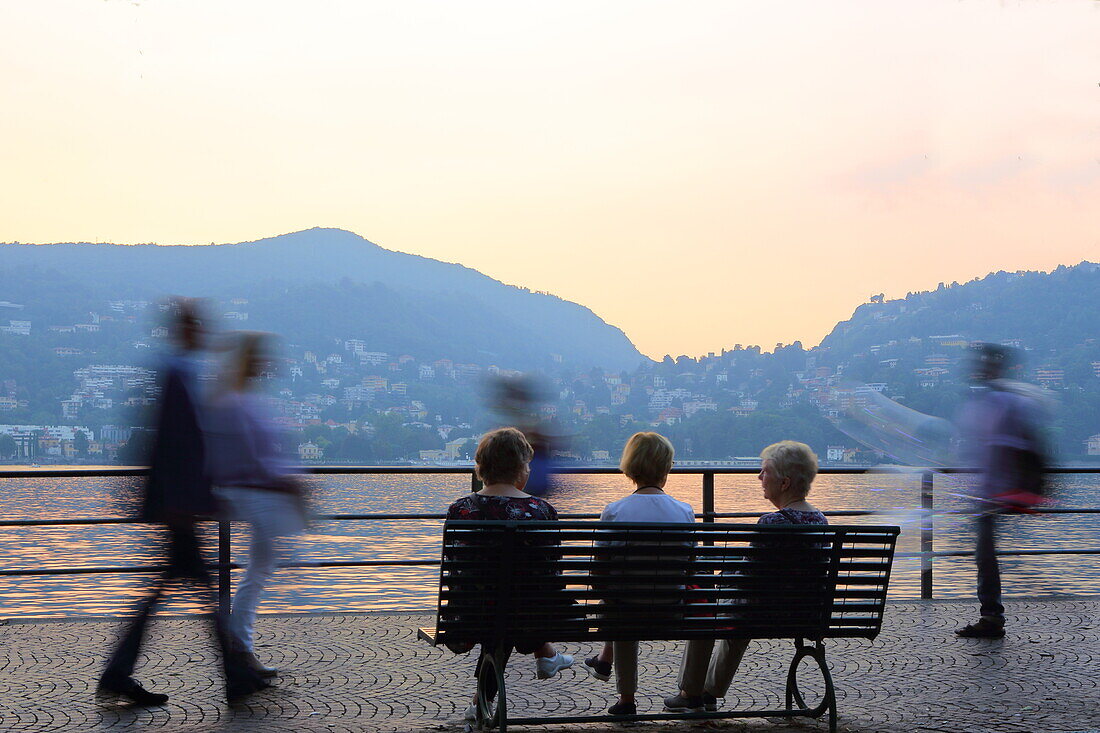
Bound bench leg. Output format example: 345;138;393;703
475;644;509;731
784;640;837;732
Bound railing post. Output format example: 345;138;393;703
471;470;483;493
702;471;715;523
921;471;933;600
218;520;231;616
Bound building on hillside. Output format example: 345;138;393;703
656;407;683;425
1086;434;1100;456
1;320;31;335
360;351;389;365
1034;369;1064;388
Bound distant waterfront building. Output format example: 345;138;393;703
298;441;324;461
1086;434;1100;456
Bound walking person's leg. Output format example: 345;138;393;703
957;511;1005;638
228;523;278;670
98;522;201;705
98;583;168;705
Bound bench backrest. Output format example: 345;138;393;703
435;520;899;646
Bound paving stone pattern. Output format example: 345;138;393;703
1;598;1098;733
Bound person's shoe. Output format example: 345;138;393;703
583;656;612;682
226;676;271;704
225;665;271;704
702;692;719;711
608;700;637;716
464;703;477;722
663;693;705;712
536;652;574;679
956;618;1005;639
96;675;169;706
243;651;278;678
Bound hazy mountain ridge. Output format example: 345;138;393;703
0;228;645;371
818;262;1100;357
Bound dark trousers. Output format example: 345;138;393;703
102;522;243;686
975;512;1004;621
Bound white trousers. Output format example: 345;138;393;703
220;487;304;651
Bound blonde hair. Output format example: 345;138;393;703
619;432;674;487
475;427;534;486
218;332;272;395
760;440;818;498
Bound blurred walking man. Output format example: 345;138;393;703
98;299;266;705
955;343;1050;639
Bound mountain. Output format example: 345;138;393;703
817;262;1100;357
0;228;646;371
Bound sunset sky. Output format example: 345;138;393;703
2;0;1098;359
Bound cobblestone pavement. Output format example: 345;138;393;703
1;598;1098;733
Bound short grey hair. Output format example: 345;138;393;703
760;440;818;498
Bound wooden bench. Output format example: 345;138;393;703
418;519;899;732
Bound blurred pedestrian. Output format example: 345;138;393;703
955;344;1052;639
97;299;267;706
206;332;306;677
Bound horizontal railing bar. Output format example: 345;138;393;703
0;558;441;577
5;547;1100;576
4;506;1098;527
898;548;1100;558
2;465;1099;479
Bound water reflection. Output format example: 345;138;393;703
0;472;1097;617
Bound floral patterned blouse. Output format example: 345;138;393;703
446;493;558;522
757;508;828;527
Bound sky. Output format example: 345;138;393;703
1;0;1098;360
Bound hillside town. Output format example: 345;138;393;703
2;296;1100;465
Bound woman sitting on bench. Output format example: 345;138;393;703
446;427;574;721
584;432;695;716
664;440;828;713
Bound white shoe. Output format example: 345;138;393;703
464;703;477;722
536;652;574;680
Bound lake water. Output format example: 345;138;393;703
0;471;1097;618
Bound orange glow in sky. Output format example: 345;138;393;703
1;1;1097;359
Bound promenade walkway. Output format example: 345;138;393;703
1;598;1097;733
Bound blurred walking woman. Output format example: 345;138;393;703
206;333;306;678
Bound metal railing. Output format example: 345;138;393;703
1;466;1098;609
